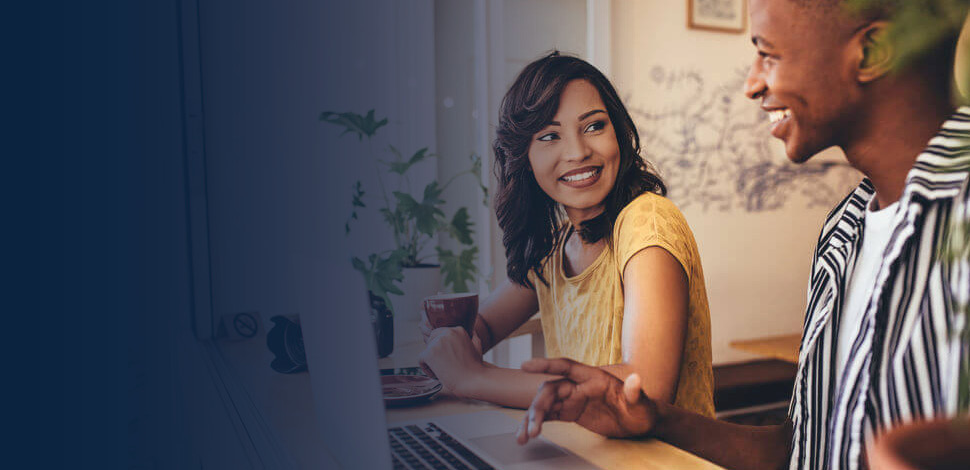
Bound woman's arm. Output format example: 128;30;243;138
474;279;541;352
420;278;559;408
422;247;690;409
604;246;689;405
420;329;563;408
420;279;538;350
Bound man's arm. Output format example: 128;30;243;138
517;358;793;470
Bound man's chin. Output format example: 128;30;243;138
784;140;825;164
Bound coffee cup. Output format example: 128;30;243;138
423;293;478;336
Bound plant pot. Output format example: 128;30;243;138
367;291;394;358
867;417;970;470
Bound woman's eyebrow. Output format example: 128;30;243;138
547;109;607;127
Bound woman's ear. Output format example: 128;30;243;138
855;21;894;83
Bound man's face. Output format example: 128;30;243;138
745;0;860;162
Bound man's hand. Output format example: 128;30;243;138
517;358;657;444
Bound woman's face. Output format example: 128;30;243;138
527;79;621;224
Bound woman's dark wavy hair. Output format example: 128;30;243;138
493;52;666;289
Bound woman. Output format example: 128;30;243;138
420;52;714;417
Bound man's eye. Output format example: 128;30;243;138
585;121;606;133
757;51;776;63
537;132;558;142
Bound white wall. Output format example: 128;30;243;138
611;1;861;363
435;0;591;366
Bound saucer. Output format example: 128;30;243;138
381;374;442;407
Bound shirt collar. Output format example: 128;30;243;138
820;107;970;249
901;106;970;201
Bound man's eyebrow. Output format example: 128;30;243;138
751;35;775;48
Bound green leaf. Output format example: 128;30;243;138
319;109;388;140
422;181;444;206
393;191;419;213
350;252;404;314
395;191;444;236
448;207;475;245
469;153;489;205
437;246;479;293
846;0;970;72
351;181;366;208
385;147;433;175
345;181;366;234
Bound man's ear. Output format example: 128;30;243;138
855;21;894;83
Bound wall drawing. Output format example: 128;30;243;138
628;65;861;212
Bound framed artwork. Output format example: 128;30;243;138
688;0;747;33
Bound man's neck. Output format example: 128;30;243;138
841;75;953;209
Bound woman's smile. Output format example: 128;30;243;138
559;166;603;188
527;79;621;223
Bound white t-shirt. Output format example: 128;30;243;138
836;198;900;384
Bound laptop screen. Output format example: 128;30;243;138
303;252;392;469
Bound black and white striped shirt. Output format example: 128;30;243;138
788;107;970;470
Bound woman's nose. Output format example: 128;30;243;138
562;135;591;162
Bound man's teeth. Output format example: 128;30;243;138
768;109;792;124
562;168;599;182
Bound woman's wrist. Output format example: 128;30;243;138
473;315;494;352
449;360;487;399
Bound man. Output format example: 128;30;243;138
515;1;970;469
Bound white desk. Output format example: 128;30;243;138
383;322;727;470
206;318;726;469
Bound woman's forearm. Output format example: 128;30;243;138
454;365;560;409
472;315;497;353
456;363;655;410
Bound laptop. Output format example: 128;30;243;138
302;264;597;469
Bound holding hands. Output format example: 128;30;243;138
516;358;657;444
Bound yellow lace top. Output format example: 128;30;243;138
528;192;715;417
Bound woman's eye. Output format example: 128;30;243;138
537;132;558;142
585;121;606;133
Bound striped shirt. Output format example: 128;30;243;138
788;107;970;470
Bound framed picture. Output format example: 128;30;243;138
688;0;747;33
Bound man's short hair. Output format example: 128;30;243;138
788;0;891;22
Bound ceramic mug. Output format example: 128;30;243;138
423;293;478;336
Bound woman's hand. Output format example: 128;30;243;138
516;358;657;444
419;308;434;344
418;326;486;396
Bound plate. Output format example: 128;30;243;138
381;374;442;407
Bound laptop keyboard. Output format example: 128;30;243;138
388;423;494;470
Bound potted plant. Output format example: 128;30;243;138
320;110;487;355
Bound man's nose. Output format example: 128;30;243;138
744;60;766;100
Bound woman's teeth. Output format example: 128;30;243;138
768;109;792;124
562;168;600;182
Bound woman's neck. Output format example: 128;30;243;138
564;204;605;230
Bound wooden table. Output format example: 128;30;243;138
382;322;726;470
729;333;801;364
